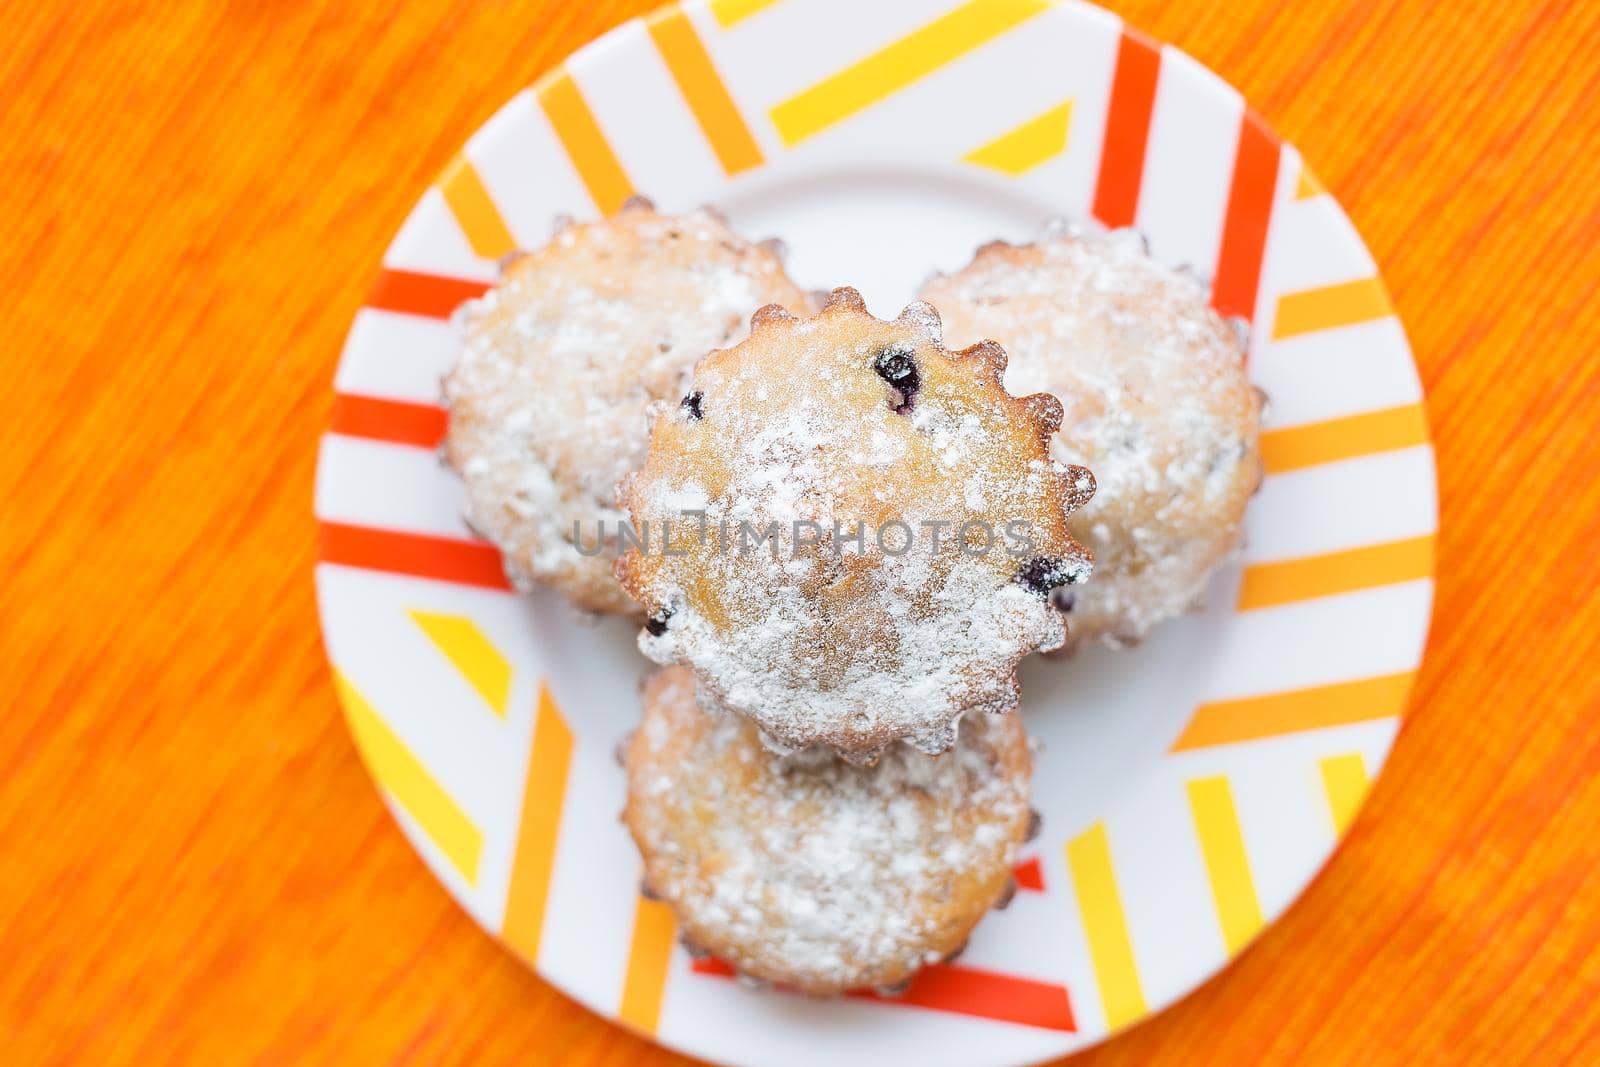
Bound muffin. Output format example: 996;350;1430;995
614;288;1094;759
623;667;1033;995
443;197;813;614
921;227;1263;647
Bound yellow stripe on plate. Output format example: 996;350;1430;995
1237;534;1435;611
770;0;1051;145
1173;671;1415;752
501;684;576;964
1260;403;1430;474
1319;752;1371;835
619;894;678;1035
1186;776;1263;955
1066;822;1147;1031
1272;276;1394;340
407;610;512;717
538;70;635;215
1296;166;1326;199
437;154;517;259
709;0;784;28
963;100;1073;176
648;10;764;176
335;670;483;884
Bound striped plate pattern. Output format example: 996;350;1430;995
313;2;1435;1064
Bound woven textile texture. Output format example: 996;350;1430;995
2;0;1598;1063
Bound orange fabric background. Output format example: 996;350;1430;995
3;0;1599;1063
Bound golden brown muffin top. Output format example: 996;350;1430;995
922;227;1262;647
444;197;813;615
615;289;1094;757
624;667;1032;995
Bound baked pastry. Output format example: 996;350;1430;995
920;227;1263;648
443;198;813;615
614;288;1095;759
623;667;1033;995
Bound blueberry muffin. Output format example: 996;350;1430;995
614;288;1094;759
921;227;1263;648
443;197;813;615
624;667;1034;995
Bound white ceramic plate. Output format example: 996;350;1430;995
315;1;1437;1062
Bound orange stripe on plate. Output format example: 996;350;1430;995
1296;166;1326;200
851;963;1074;1031
318;521;512;591
619;895;678;1034
437;154;517;259
1271;276;1395;340
690;957;1075;1031
1173;671;1415;752
1092;29;1161;229
503;685;576;964
538;69;635;216
1211;111;1280;322
1260;403;1430;474
690;957;738;976
1237;534;1435;611
367;269;489;320
647;10;763;176
329;394;447;448
1013;854;1045;891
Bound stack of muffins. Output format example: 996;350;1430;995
444;197;1262;995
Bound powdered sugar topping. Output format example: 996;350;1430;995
616;296;1093;756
